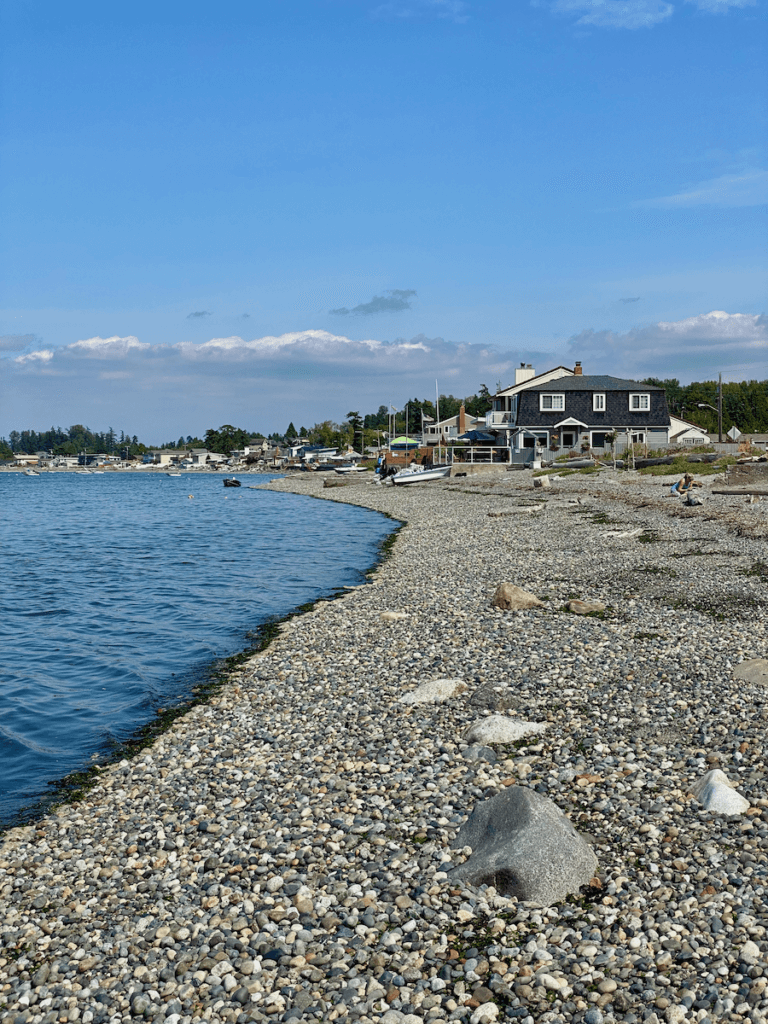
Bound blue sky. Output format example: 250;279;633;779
2;0;766;440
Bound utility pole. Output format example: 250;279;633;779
718;372;723;443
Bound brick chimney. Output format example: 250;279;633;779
459;404;466;435
574;361;583;375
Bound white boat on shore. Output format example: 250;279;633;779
334;465;368;475
391;464;450;485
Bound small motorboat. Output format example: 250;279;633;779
166;471;182;477
24;469;40;476
391;464;451;485
223;477;241;487
334;465;367;475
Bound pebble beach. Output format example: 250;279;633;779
2;467;767;1024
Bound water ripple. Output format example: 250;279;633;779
0;473;392;824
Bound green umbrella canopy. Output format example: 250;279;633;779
390;436;420;447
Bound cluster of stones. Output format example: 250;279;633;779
1;468;767;1024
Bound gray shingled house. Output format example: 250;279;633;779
489;363;671;453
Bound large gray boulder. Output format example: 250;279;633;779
449;786;597;905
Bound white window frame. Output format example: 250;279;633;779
593;393;606;412
539;393;565;412
629;393;650;412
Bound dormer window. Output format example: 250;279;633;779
629;393;650;411
593;393;606;412
540;393;565;411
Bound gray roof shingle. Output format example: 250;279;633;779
526;375;664;392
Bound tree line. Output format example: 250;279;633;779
6;378;766;460
642;378;768;435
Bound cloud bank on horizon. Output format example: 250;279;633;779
3;310;766;439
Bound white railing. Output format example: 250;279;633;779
433;445;516;465
486;411;514;426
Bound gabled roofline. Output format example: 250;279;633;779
495;366;574;398
669;414;709;432
553;417;590;429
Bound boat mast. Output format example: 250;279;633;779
435;379;441;464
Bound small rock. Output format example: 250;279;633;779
470;1003;500;1024
468;683;514;711
691;769;750;815
491;584;544;611
566;599;605;615
463;744;498;764
533;476;551;489
733;658;768;685
399;677;467;704
465;715;547;745
665;1007;688;1024
741;939;761;964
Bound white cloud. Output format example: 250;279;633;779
687;0;755;11
69;335;151;357
568;310;768;379
633;169;768;208
176;330;391;359
549;0;674;28
14;349;54;364
548;0;755;26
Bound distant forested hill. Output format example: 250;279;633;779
3;425;146;456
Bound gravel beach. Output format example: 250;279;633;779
2;467;767;1024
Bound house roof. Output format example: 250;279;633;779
495;366;574;398
526;375;665;392
669;415;710;437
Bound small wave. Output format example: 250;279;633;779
22;608;72;617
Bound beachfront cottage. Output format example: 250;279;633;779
668;415;711;446
142;449;185;466
488;362;672;454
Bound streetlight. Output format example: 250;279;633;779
697;400;722;443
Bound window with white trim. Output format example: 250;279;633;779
593;393;606;412
539;393;565;411
629;393;650;411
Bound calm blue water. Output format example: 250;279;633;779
0;472;393;825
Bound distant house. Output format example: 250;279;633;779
142;449;185;466
187;449;211;466
669;416;710;446
488;362;671;451
79;453;113;466
300;446;338;463
423;405;486;445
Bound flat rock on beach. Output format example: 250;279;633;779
2;467;768;1024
